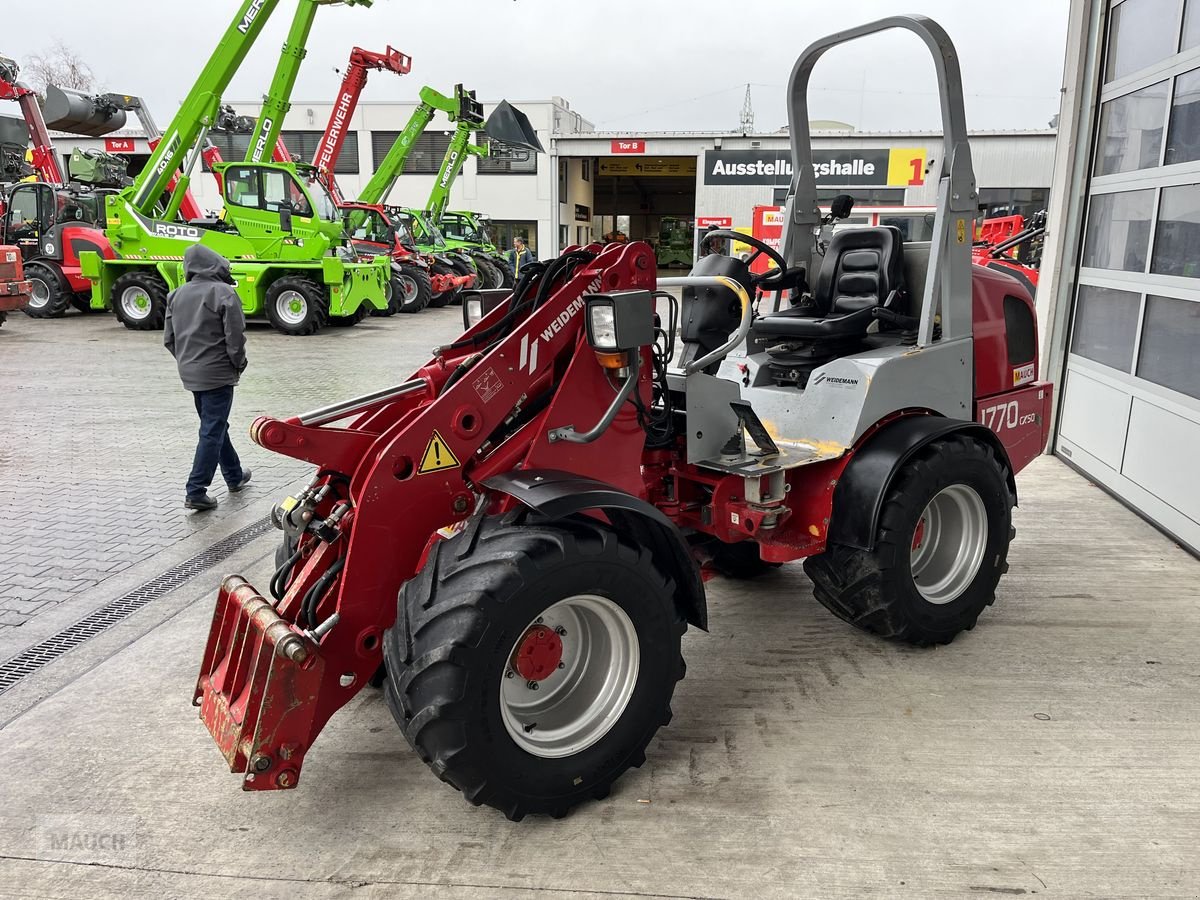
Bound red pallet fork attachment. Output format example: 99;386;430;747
0;245;30;312
194;576;326;790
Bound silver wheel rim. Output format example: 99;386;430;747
910;484;988;605
120;285;152;320
383;280;394;305
397;274;418;302
275;289;308;326
28;277;50;310
500;594;640;758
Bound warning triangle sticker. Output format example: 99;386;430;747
417;430;461;475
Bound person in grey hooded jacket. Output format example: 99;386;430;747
164;245;252;510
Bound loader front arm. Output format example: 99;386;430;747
195;241;658;790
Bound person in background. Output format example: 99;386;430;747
507;236;535;276
164;245;252;511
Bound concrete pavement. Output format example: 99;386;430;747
0;457;1197;898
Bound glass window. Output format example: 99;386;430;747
224;167;260;208
1151;183;1200;276
477;141;538;175
878;213;937;241
978;187;1051;220
1095;80;1169;174
1137;295;1200;397
261;170;287;212
280;131;359;173
582;159;591;182
1105;0;1181;83
1082;189;1155;271
3;186;42;242
1183;0;1200;49
1070;284;1142;371
370;132;450;175
1165;68;1200;164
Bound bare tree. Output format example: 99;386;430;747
22;41;96;97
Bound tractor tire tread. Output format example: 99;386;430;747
803;434;1013;647
23;261;73;319
382;514;685;821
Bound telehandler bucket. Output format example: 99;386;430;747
43;85;126;137
483;100;545;154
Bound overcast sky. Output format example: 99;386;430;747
6;0;1069;134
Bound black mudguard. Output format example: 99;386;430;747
483;469;708;630
829;416;1018;552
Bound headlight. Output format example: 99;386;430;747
587;302;618;352
461;289;510;331
465;294;484;327
584;290;655;368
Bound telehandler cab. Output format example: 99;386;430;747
195;16;1053;820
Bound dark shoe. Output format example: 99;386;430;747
228;468;252;493
185;494;218;511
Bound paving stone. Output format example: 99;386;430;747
0;309;456;632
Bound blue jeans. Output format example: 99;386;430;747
186;385;244;498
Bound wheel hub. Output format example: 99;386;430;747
500;595;640;758
513;625;564;681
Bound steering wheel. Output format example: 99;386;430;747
702;229;788;286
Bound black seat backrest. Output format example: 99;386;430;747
813;226;905;317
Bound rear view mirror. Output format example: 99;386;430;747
830;194;855;220
279;206;293;233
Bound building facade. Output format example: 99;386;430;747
1042;0;1200;553
34;104;1055;264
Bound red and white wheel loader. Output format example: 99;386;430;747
194;15;1054;820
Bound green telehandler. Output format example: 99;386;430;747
79;0;390;335
351;85;543;295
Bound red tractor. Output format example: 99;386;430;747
195;16;1054;820
0;244;31;326
972;210;1046;295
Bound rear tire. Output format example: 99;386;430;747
804;435;1014;646
473;256;502;290
446;257;474;302
111;270;168;330
265;275;327;336
492;256;515;288
22;261;72;319
391;265;432;314
383;514;686;821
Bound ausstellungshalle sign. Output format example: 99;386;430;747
703;148;925;187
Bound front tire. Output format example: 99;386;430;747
383;514;686;821
804;435;1014;646
111;270;168;330
23;261;72;319
492;256;515;288
391;266;432;314
265;276;327;336
473;256;503;289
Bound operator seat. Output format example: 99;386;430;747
755;226;906;339
751;226;907;385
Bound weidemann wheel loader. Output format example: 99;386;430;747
195;16;1054;820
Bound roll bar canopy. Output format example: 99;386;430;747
779;15;979;346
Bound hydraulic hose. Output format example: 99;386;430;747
302;556;345;632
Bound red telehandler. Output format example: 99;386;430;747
0;63;219;318
195;15;1054;820
0;56;120;317
310;45;470;314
